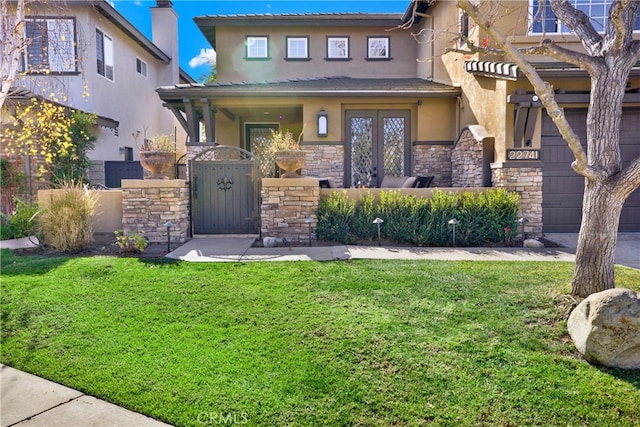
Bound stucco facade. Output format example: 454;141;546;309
1;0;193;188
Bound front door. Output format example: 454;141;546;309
345;110;411;188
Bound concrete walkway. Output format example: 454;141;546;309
166;233;639;269
0;365;169;427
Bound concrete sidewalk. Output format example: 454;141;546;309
0;364;169;427
166;235;578;264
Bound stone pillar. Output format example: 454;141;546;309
304;144;345;187
261;177;320;243
412;142;453;186
491;163;543;236
121;179;190;243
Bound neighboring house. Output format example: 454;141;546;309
157;0;640;234
1;0;194;190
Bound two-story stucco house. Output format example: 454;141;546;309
157;0;639;234
1;0;194;190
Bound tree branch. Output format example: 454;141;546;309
519;39;600;75
611;155;640;199
549;0;603;55
606;0;639;53
456;0;600;181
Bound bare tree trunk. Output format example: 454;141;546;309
570;63;628;297
571;181;624;297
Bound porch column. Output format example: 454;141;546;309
200;98;216;143
182;98;200;143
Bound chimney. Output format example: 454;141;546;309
151;0;179;85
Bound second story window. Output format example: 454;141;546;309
96;29;114;81
245;36;269;59
326;36;350;60
286;36;309;60
23;17;77;73
530;0;640;34
366;37;390;60
136;58;147;77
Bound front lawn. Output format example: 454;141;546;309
1;249;639;426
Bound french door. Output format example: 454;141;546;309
345;110;411;188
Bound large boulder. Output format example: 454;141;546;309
567;288;640;369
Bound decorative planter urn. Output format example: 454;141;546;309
139;151;175;179
275;150;306;178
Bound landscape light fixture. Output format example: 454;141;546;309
373;217;384;246
518;217;528;241
448;218;458;246
164;221;173;252
305;216;314;247
317;108;328;137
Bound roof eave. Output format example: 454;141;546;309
85;1;171;63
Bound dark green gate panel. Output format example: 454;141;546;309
191;160;258;234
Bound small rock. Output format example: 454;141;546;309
263;237;277;248
567;288;640;369
523;238;544;248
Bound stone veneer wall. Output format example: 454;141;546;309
261;177;319;243
303;144;345;187
412;143;453;187
121;179;190;243
491;164;543;236
451;129;484;187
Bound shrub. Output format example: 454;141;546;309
114;230;149;253
317;189;520;247
351;192;379;240
316;191;356;243
39;182;97;252
4;199;40;239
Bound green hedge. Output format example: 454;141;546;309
317;189;519;246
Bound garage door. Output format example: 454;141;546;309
542;109;640;232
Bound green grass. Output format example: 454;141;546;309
1;248;639;426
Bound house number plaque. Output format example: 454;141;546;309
507;149;540;161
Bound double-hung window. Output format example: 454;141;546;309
245;36;269;59
326;36;350;60
530;0;640;34
23;17;77;73
286;36;309;60
96;28;114;80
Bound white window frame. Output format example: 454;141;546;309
245;36;269;59
136;58;147;77
367;37;390;59
326;36;349;59
529;0;640;35
286;36;309;59
96;28;114;81
23;17;77;73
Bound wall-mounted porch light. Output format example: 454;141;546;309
317;108;328;137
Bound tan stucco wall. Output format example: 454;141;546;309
215;25;418;83
38;189;123;234
208;95;457;147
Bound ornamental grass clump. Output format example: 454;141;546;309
39;182;97;252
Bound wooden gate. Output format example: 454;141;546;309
190;146;261;234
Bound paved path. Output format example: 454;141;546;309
0;365;169;427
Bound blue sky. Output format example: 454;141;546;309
111;0;411;81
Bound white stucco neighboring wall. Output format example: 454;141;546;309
10;2;187;165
